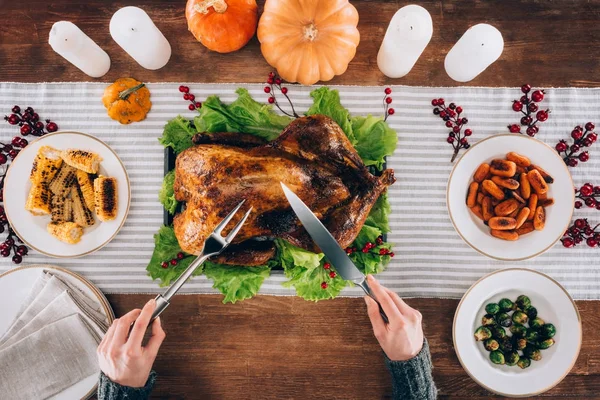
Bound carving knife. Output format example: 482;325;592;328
281;182;389;323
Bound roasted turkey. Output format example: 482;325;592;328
173;114;395;265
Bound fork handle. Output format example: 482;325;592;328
150;294;170;322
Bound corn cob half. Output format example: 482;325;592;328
71;186;95;227
76;170;96;211
49;164;77;198
50;195;73;223
30;146;63;186
25;184;52;216
61;149;102;174
47;222;83;244
94;176;118;222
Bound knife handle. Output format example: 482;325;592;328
357;280;389;324
150;294;170;322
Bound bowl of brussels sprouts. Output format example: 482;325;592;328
453;268;581;397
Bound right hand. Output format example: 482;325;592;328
97;299;166;388
364;275;424;361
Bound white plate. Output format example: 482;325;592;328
0;264;114;400
3;131;130;258
453;268;581;397
447;134;574;260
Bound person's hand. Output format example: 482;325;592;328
97;298;166;388
364;275;424;361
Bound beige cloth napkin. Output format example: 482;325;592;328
0;314;100;400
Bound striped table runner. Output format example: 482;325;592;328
0;83;598;299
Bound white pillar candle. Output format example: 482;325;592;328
110;6;171;70
377;5;433;79
48;21;111;78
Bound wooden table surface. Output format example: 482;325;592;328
2;0;600;398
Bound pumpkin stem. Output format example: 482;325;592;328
303;23;318;42
194;0;227;14
119;83;145;100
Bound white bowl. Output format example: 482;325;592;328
3;131;130;258
453;268;581;397
447;134;574;261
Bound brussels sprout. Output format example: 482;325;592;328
530;317;545;330
540;323;557;338
490;350;505;365
482;314;496;326
495;312;512;327
538;338;555;349
510;323;527;338
524;305;538;320
505;350;520;366
516;295;531;310
484;338;500;351
517;356;531;369
485;303;500;315
512;311;529;325
490;325;507;340
474;326;492;341
498;298;515;312
513;337;527;350
499;337;514;353
524;345;542;361
525;328;540;343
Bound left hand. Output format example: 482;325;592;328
97;299;166;388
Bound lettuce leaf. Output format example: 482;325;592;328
146;226;201;287
158;115;196;154
351;115;398;169
365;192;391;234
350;224;392;276
306;87;356;144
278;239;347;301
204;262;271;304
159;170;178;215
194;88;291;141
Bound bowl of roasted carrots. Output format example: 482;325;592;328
3;131;130;258
447;134;574;261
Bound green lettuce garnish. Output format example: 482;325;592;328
159;170;178;215
158;115;196;154
306;87;356;144
146;226;200;287
204;262;271;304
351;115;398;169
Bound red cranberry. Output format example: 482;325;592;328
46;122;58;132
7;114;20;125
177;252;184;259
580;185;593;197
439;111;447;118
329;271;336;278
445;121;453;128
567;158;578;167
432;108;440;115
161;261;168;268
587;238;598;248
178;85;188;93
456;106;463;114
531;90;544;102
275;78;282;85
595;186;600;194
438;98;445;105
556;142;568;152
575;200;583;209
579;152;590;162
521;84;531;93
195;102;202;108
571;144;580;153
585;122;595;131
170;259;178;266
586;198;597;207
16;245;27;256
509;124;521;133
464;129;472;136
512;101;523;112
385;97;392;104
461;117;468;125
268;72;275;78
321;282;328;289
281;87;288;94
447;137;455;144
11;136;21;146
387;108;395;115
526;126;538;136
20;125;31;135
8;149;18;159
575;219;587;229
562;238;575;248
268;97;275;104
385;88;392;95
323;263;331;270
12;255;22;264
521;116;533;125
588;132;598;142
188;94;195;101
449;132;456;138
264;87;271;93
536;110;549;122
11;105;20;113
528;103;539;113
267;78;274;84
460;138;468;145
183;93;190;100
188;104;196;111
31;113;39;122
431;99;439;106
1;249;10;258
452;126;460;133
572;130;583;140
3;144;12;152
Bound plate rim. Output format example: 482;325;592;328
452;267;582;397
446;133;574;261
0;264;115;400
2;130;131;258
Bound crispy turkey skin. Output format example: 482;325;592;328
173;115;395;265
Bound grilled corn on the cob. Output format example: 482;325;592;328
25;184;51;216
50;195;73;223
94;176;118;222
71;187;95;227
61;149;102;174
47;222;83;244
49;164;77;197
76;170;96;211
30;146;63;186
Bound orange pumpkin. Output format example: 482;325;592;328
185;0;258;53
257;0;360;85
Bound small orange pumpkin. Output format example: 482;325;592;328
102;78;151;124
185;0;258;53
257;0;360;85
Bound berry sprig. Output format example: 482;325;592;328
431;98;472;162
160;252;185;269
0;226;28;264
4;105;58;137
264;72;299;118
555;123;597;167
320;262;338;289
507;84;549;137
383;87;395;122
178;86;202;111
561;218;600;248
345;236;395;258
574;183;600;210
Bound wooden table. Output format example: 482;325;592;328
2;1;600;398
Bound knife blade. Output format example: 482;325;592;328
281;182;389;323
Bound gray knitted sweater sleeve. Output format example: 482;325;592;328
97;371;156;400
384;339;438;400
